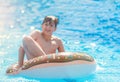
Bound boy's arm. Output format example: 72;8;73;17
58;39;65;52
18;46;25;67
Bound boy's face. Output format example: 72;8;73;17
42;21;56;36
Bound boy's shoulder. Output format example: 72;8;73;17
30;30;42;38
32;30;42;35
52;35;62;42
34;30;41;33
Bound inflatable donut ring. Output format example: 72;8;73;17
6;52;96;79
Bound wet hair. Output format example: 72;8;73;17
42;16;59;27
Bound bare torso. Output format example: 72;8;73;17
35;34;59;54
31;30;62;55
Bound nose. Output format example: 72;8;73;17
46;25;50;29
46;25;52;31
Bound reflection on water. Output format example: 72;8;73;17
0;0;17;31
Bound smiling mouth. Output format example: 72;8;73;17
46;30;51;32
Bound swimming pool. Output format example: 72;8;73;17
0;0;120;82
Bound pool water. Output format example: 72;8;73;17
0;0;120;82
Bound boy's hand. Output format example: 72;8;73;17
11;64;22;75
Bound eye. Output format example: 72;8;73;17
45;23;48;26
51;25;53;27
51;24;55;27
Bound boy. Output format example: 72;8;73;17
18;16;65;68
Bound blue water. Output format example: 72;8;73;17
0;0;120;82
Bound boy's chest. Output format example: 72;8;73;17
36;39;58;53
